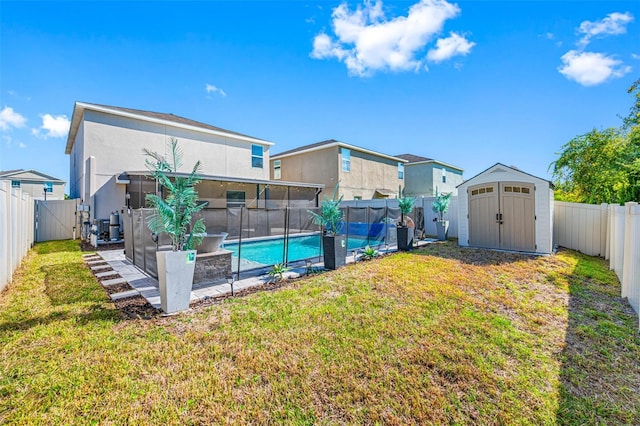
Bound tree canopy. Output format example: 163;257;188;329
551;79;640;204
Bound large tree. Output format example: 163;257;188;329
551;79;640;204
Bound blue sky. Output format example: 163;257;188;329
1;1;638;193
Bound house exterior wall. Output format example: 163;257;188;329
271;145;403;200
457;165;553;254
272;147;338;200
70;109;272;220
404;163;463;197
340;148;402;200
1;171;65;200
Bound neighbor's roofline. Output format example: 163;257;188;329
0;169;65;183
65;101;274;154
271;140;408;163
405;159;464;172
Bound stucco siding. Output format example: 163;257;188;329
83;111;269;180
405;163;463;197
274;148;338;199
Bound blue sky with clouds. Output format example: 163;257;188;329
1;1;638;193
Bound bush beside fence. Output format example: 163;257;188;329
0;181;34;294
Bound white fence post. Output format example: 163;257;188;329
610;205;626;282
621;203;640;325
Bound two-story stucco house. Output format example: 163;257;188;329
270;139;407;200
0;169;66;200
395;154;464;197
66;102;322;223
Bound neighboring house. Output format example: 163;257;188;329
0;169;66;200
66;102;322;223
395;154;464;196
270;139;407;200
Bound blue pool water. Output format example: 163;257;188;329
224;234;386;271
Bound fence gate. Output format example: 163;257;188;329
35;199;79;242
468;182;535;251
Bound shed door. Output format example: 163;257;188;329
468;182;535;251
500;182;535;252
468;183;500;249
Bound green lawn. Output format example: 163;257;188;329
1;240;639;424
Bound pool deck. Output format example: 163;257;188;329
85;239;436;313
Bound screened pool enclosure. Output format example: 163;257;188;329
123;206;425;280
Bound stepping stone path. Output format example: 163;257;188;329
84;253;140;302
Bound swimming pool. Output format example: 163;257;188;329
224;233;388;271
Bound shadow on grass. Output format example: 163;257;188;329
0;304;121;333
556;251;640;425
411;241;539;266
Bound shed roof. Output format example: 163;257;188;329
457;163;554;189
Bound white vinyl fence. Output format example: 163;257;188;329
343;196;459;238
0;181;35;294
555;201;640;328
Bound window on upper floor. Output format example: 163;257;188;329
442;168;447;183
398;163;404;179
252;145;264;168
273;160;281;180
11;180;20;188
341;148;351;172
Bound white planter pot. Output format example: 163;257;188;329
156;250;197;313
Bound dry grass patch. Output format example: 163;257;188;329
1;240;639;424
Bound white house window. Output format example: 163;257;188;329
398;163;404;179
11;180;20;188
442;168;447;183
273;160;281;180
342;148;351;172
251;145;264;168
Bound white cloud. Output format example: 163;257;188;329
205;84;227;97
0;106;27;130
558;50;631;86
578;12;634;47
632;53;640;60
2;134;26;148
427;32;475;63
32;114;70;138
311;0;473;76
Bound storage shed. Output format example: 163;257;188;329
457;163;554;254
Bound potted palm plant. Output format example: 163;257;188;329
144;138;206;313
397;194;415;251
432;191;452;241
308;184;346;270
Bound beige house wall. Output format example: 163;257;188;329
273;147;339;199
272;146;403;200
339;149;402;200
70;109;272;220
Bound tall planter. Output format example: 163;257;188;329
436;220;449;241
156;250;197;313
397;226;414;251
323;234;346;270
